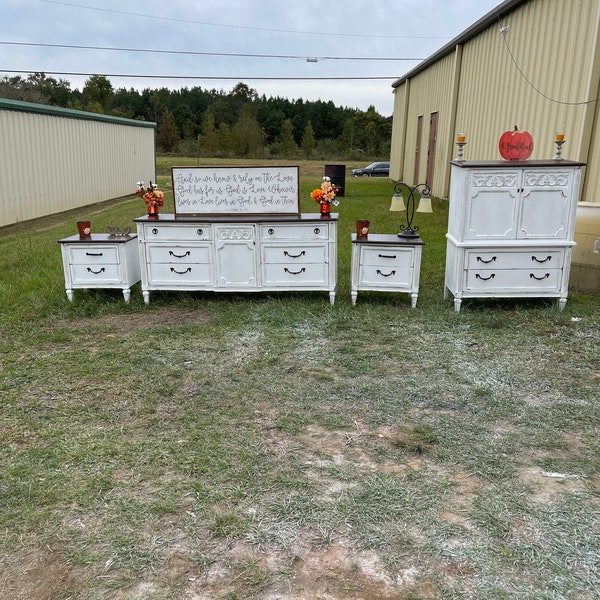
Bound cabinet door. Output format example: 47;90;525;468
215;226;257;287
465;170;519;240
519;169;575;239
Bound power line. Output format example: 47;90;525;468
37;0;451;40
0;41;425;62
0;70;400;81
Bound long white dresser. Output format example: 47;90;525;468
134;213;338;304
444;160;585;312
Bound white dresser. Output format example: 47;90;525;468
444;160;584;312
58;233;140;302
135;214;338;304
350;233;424;307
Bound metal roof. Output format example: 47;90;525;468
392;0;530;88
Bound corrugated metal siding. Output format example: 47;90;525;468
0;106;155;227
390;0;600;201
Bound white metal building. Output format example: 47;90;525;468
0;98;156;228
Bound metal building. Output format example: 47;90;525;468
390;0;600;292
0;98;156;228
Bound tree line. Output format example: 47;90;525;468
0;73;392;160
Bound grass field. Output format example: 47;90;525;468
1;159;599;599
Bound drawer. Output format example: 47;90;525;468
141;224;211;241
262;244;326;264
466;249;565;270
358;265;413;288
260;224;329;240
147;244;211;264
147;263;213;285
68;246;119;264
262;263;327;286
70;263;121;284
360;246;414;268
465;269;561;291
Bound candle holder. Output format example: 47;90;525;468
455;140;467;161
553;138;566;160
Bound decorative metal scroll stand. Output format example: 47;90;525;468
390;182;432;238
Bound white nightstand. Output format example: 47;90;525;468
58;233;141;302
350;233;424;307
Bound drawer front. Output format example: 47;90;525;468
465;269;561;291
69;246;119;264
147;244;211;264
359;265;413;288
70;263;121;284
260;224;329;240
262;263;327;286
147;263;213;285
360;246;414;268
262;244;326;264
141;224;211;241
466;249;565;270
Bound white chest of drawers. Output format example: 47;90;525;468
350;233;424;307
444;160;584;312
135;214;338;304
58;233;141;302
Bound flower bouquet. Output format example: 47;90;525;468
136;181;165;219
311;176;339;218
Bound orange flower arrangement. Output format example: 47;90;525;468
136;181;165;208
311;176;339;206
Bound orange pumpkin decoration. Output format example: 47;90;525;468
499;125;534;160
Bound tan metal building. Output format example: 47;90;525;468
0;98;156;228
390;0;600;292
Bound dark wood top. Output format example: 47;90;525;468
134;213;339;223
351;233;424;246
58;233;137;244
450;159;586;168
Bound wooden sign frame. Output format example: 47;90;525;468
171;165;300;216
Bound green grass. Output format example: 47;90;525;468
1;159;599;599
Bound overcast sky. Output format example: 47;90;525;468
2;0;502;115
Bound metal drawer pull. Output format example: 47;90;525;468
377;269;396;277
85;252;103;257
530;273;550;280
152;228;158;235
378;253;397;259
170;267;192;275
475;273;495;281
313;228;320;235
284;267;306;275
284;250;305;258
86;267;105;274
532;255;552;263
197;229;204;236
476;256;497;264
268;228;275;235
169;250;191;258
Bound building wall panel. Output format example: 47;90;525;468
0;103;155;228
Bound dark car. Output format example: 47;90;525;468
351;162;390;177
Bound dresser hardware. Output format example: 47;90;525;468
86;267;105;274
313;228;320;235
152;228;158;235
475;273;495;281
376;269;396;277
268;228;274;235
531;255;552;263
85;251;103;257
169;250;191;258
476;256;497;264
530;273;550;280
284;267;306;275
170;267;192;274
284;250;305;258
378;253;397;259
197;228;204;236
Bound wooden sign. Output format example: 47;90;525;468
171;166;300;216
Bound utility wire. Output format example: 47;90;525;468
37;0;451;40
0;41;425;62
